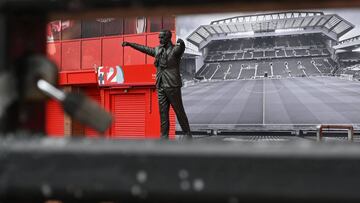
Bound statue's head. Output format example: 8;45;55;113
159;29;172;46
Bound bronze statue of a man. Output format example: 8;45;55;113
122;30;192;140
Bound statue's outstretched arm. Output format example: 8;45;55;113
122;42;156;57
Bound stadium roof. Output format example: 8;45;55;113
338;35;360;45
333;35;360;51
187;11;354;49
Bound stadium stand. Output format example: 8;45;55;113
211;54;223;61
295;49;309;56
265;50;276;58
243;51;253;59
286;59;305;77
235;52;244;60
223;53;236;60
199;63;218;79
212;63;231;80
253;51;264;58
226;63;242;80
276;37;288;47
190;12;353;80
322;59;333;68
256;62;272;78
285;50;295;57
276;49;286;57
242;38;254;49
239;67;256;79
271;61;290;77
328;58;337;67
300;59;321;76
309;49;322;56
313;58;333;74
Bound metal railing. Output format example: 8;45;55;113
317;124;354;141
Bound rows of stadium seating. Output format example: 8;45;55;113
337;62;360;79
197;33;335;80
313;58;333;74
205;48;329;62
207;34;326;52
196;58;334;80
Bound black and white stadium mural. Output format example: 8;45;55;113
175;9;360;133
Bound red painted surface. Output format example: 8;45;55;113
46;31;177;139
120;64;156;84
81;39;101;70
61;41;81;71
47;42;61;68
111;93;146;138
102;37;124;67
102;87;172;139
124;35;146;65
146;33;158;64
59;70;97;85
45;99;64;137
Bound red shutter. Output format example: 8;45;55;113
45;99;64;137
111;93;146;138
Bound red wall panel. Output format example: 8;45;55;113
59;71;97;85
124;35;146;65
62;41;81;71
45;99;64;137
171;31;176;45
47;42;61;69
102;37;124;67
146;33;159;64
81;39;101;70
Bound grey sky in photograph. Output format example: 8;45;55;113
176;9;360;44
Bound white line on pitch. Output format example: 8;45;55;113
187;123;360;126
263;79;266;125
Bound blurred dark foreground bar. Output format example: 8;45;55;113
1;0;360;18
1;136;360;202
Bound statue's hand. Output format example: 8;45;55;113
176;38;184;45
122;42;129;47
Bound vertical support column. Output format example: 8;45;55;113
316;125;322;141
0;13;5;73
0;12;47;133
63;86;72;136
348;128;354;142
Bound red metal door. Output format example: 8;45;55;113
45;99;64;137
111;93;146;138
